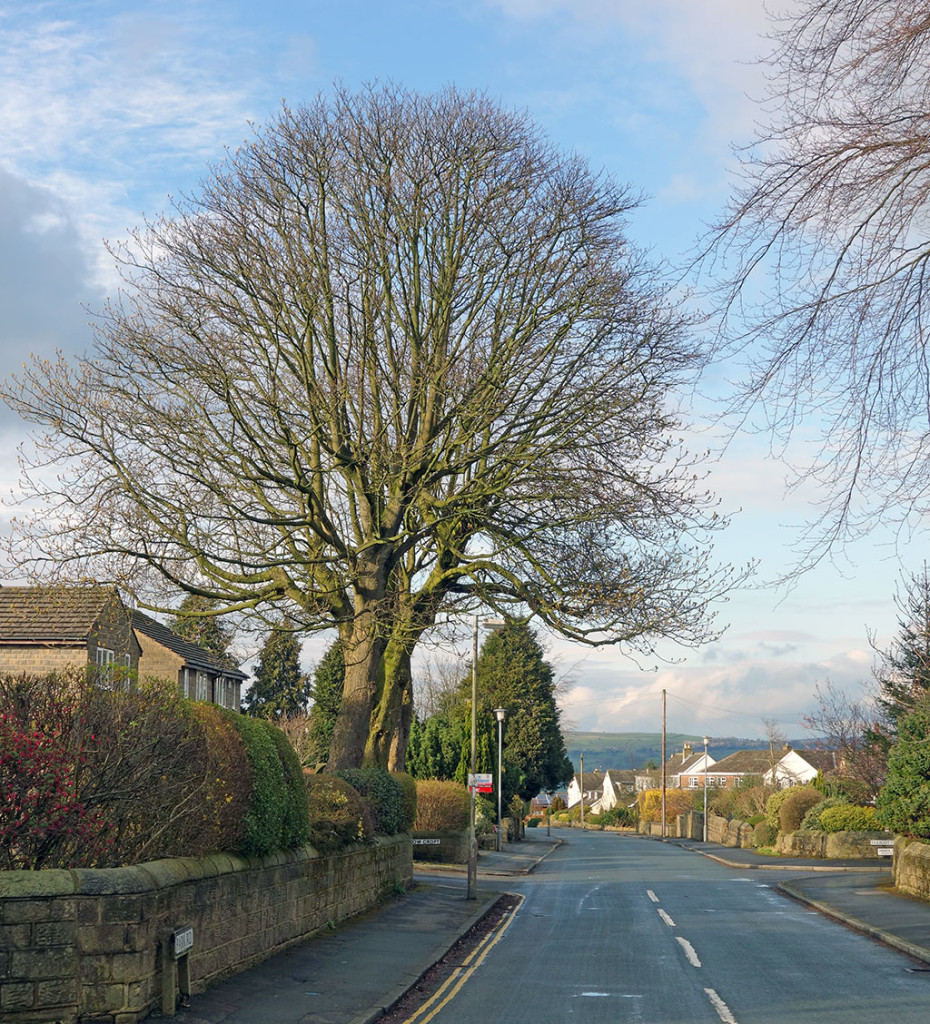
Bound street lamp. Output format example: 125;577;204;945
703;735;709;843
494;707;507;851
466;616;506;900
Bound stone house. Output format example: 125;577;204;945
132;610;245;709
0;585;245;708
0;585;141;684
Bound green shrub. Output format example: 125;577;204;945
818;804;879;833
877;701;930;838
391;771;418;832
527;817;541;827
334;767;405;834
753;820;778;847
779;788;824;833
221;711;287;856
800;796;848;832
765;785;808;828
304;773;374;851
600;806;636;827
189;702;251;856
414;779;470;831
259;719;310;849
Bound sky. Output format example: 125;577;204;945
0;0;915;741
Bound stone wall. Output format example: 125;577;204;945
707;813;755;848
0;836;412;1024
776;830;893;859
893;836;930;899
411;830;469;863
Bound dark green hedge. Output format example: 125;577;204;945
222;711;287;856
334;767;405;835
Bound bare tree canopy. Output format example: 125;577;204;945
4;85;737;768
703;2;930;561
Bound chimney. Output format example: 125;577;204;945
682;743;692;759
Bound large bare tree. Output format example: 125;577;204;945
5;85;736;768
703;2;930;563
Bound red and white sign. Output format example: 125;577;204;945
468;772;493;793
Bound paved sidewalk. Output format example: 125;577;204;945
152;833;560;1024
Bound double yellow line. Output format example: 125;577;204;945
400;893;525;1024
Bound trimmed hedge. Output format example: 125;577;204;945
304;772;374;852
818;804;879;833
391;771;418;832
334;767;406;835
414;779;470;831
779;788;823;833
221;711;287;856
800;796;848;832
261;719;311;849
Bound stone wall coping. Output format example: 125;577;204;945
0;838;392;898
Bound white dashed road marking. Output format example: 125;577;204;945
705;987;739;1024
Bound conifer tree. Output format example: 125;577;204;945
871;566;930;750
305;640;345;768
242;619;310;719
169;594;236;668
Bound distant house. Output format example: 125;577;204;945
0;585;141;684
686;746;836;790
764;747;838;787
0;584;244;709
693;749;776;789
636;743;715;791
594;769;637;812
132;611;246;710
566;772;603;809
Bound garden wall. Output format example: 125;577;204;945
776;830;893;859
893;836;930;899
707;813;755;848
0;835;412;1024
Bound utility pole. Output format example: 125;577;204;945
661;688;667;839
580;751;585;830
467;615;479;900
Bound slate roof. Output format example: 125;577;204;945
572;772;604;794
706;749;778;775
132;611;247;679
786;749;839;774
605;769;635;787
0;585;119;641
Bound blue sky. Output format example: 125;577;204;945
0;0;911;739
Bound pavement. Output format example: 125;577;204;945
158;828;930;1024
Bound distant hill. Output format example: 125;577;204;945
563;732;815;773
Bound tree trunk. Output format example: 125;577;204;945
326;624;386;770
366;641;414;770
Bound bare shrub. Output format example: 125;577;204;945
413;780;470;831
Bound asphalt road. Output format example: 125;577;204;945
416;831;930;1024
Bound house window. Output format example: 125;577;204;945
196;672;209;701
95;646;116;687
689;777;700;788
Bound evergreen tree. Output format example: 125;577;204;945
472;622;574;803
169;594;236;668
242;619;310;719
305;640;345;769
406;622;573;806
871;565;930;750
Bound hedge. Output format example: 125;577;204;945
334;767;405;835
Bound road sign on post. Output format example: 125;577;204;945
468;773;493;793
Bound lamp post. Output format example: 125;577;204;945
702;735;709;843
466;616;506;901
494;707;507;851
